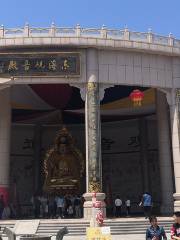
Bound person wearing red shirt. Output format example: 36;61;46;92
171;212;180;240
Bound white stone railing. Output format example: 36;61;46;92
0;24;179;47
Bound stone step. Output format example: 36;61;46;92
104;222;173;225
38;224;172;229
38;224;89;227
0;218;173;237
37;227;172;235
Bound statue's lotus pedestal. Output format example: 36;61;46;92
83;192;106;220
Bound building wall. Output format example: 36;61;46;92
4;48;180;89
10;125;34;205
98;50;173;88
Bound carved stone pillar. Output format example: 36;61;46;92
168;89;180;211
86;81;102;191
156;90;174;214
83;49;106;220
0;88;11;205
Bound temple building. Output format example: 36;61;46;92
0;24;180;218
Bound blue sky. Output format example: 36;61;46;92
0;0;180;38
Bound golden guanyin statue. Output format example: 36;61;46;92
43;127;85;192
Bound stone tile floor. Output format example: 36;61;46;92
63;233;171;240
1;233;171;240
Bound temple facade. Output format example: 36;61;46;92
0;25;180;218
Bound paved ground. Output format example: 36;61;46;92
63;233;171;240
1;236;145;240
1;233;171;240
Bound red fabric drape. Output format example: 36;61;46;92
30;84;73;109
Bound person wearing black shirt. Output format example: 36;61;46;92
74;196;81;218
0;195;4;219
171;211;180;240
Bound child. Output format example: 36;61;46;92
146;216;167;240
125;198;131;216
171;211;180;240
67;204;74;218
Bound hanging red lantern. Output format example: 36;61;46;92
129;89;144;106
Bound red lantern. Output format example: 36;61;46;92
129;89;144;106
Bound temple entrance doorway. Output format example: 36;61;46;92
10;84;163;218
10;84;86;218
101;86;161;217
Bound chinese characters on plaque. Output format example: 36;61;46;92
0;53;80;77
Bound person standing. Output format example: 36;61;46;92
55;195;64;218
40;194;48;218
0;195;5;219
141;192;152;219
114;196;122;217
48;195;56;218
67;204;74;218
146;216;167;240
171;211;180;240
1;205;11;220
74;195;81;218
125;198;131;216
34;195;41;218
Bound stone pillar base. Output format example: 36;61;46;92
83;192;106;220
174;193;180;211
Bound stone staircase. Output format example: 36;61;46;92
0;217;173;237
104;218;173;235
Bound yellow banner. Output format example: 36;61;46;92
86;227;112;240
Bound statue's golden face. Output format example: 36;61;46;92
59;144;66;154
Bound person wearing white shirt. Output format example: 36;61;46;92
125;199;131;216
114;196;122;217
55;195;64;218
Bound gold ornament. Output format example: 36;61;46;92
89;180;101;193
87;82;97;91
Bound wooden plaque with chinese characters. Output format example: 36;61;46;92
0;52;80;77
